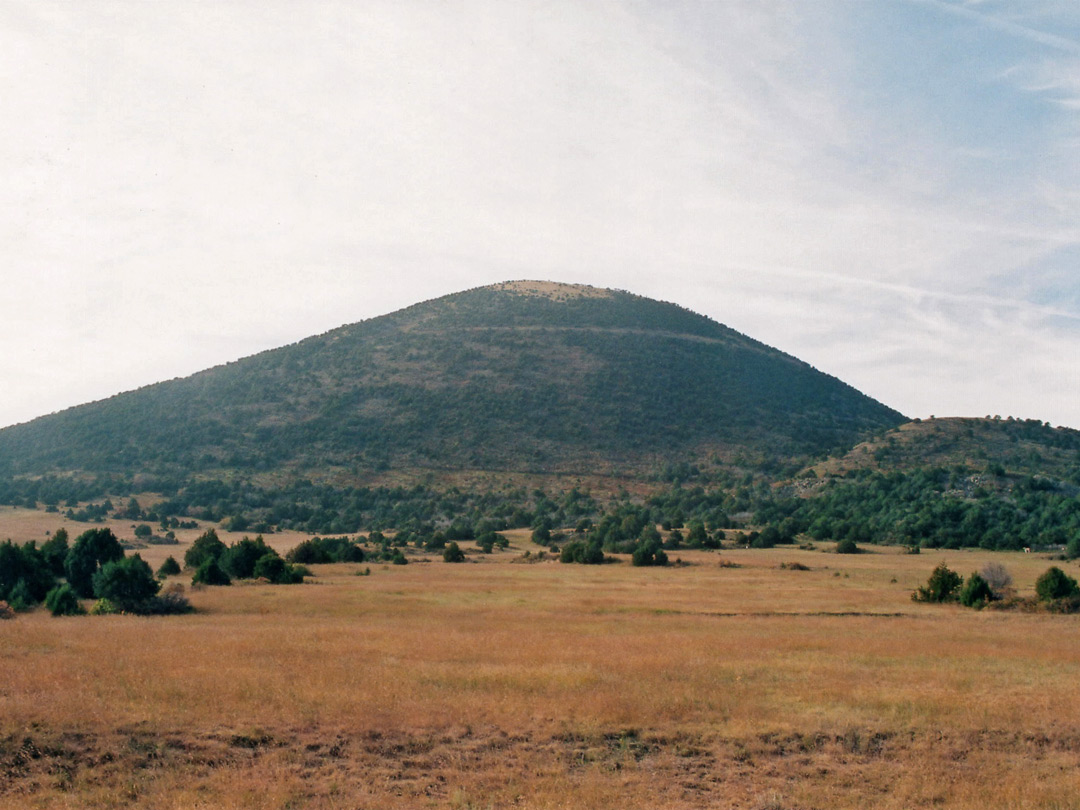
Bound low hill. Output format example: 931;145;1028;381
742;416;1080;552
807;416;1080;485
0;281;905;484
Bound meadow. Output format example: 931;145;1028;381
3;509;1080;809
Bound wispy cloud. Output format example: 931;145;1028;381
922;0;1080;54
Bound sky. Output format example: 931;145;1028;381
3;0;1080;430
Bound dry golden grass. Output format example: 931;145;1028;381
3;525;1080;808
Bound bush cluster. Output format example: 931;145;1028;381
913;562;1080;612
1035;566;1080;610
286;535;366;564
631;539;668;567
2;528;172;615
912;563;963;603
184;530;304;585
559;539;604;565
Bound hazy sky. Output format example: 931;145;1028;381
4;0;1080;429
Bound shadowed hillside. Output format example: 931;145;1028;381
0;281;905;482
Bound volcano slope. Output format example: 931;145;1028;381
0;281;903;485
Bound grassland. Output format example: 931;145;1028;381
3;511;1080;808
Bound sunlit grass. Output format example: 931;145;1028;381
3;538;1080;807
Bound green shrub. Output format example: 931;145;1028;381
750;530;776;549
445;520;474;541
64;528;124;598
423;532;447;551
559;540;605;564
287;538;326;564
685;521;710;548
1066;536;1080;561
6;579;35;612
476;531;508;554
959;572;993;607
89;598;119;615
912;563;963;603
93;555;160;612
632;540;668;567
192;558;231;586
40;529;69;575
253;553;304;584
835;538;860;555
443;542;466;563
287;536;365;564
1035;567;1080;603
157;556;182;579
391;549;408;565
664;529;683;550
45;584;84;616
0;540;56;607
184;529;225;570
221;536;276;579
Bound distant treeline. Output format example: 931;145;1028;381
3;460;1080;555
753;467;1080;551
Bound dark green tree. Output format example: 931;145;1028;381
835;538;860;554
40;528;69;575
221;535;275;579
253;552;303;584
753;526;782;549
45;583;84;616
686;521;709;548
559;539;604;564
184;529;225;569
1035;566;1080;603
92;555;160;612
287;536;365;564
443;542;466;563
157;556;182;579
1066;536;1080;561
192;557;231;586
632;539;668;567
959;572;993;607
912;563;963;603
0;540;55;605
120;497;144;519
531;523;552;546
64;528;124;598
7;579;35;612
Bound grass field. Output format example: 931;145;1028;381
3;509;1080;808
